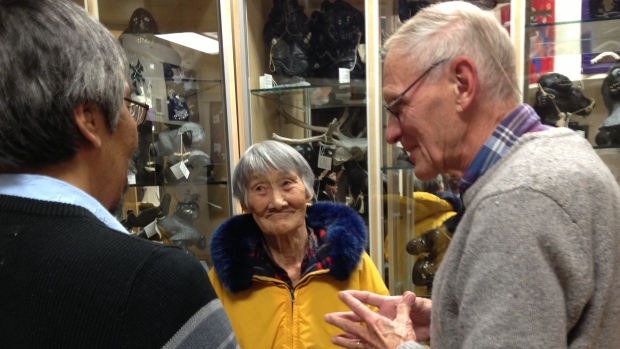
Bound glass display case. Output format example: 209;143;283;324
380;1;514;296
233;0;387;283
84;0;235;266
518;0;620;183
381;0;620;296
234;0;487;295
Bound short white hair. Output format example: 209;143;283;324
383;1;519;104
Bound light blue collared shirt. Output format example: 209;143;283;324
0;173;128;234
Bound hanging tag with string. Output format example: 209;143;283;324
170;131;190;179
317;144;332;171
145;125;157;172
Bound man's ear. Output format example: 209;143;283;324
73;101;103;149
451;56;478;113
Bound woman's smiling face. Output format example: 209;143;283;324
243;169;312;237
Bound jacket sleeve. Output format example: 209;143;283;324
124;246;239;349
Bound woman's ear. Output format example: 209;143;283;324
306;190;314;203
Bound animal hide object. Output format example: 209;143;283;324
307;0;365;79
152;122;206;157
596;59;620;146
263;0;310;81
407;210;462;292
533;72;595;128
158;200;206;251
588;0;620;19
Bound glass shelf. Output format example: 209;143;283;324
526;16;620;28
130;181;228;188
382;165;415;171
251;80;368;110
250;79;366;94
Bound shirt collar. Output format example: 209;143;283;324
0;173;128;234
459;104;550;194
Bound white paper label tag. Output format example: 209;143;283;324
143;220;160;238
318;155;332;170
127;173;136;185
170;161;190;179
338;68;350;83
260;74;274;89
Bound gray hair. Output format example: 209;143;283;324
382;1;519;104
0;0;128;171
233;140;315;207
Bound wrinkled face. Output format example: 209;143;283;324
383;54;455;181
243;169;312;237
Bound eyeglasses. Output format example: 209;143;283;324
124;97;150;125
384;59;448;120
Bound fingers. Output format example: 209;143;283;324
395;292;416;323
338;291;382;320
401;291;417;307
324;312;371;342
330;335;366;349
328;311;363;323
344;290;402;308
408;294;432;319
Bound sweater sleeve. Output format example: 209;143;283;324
124;246;239;349
162;298;239;349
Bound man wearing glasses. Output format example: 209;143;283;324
0;0;238;348
325;2;620;349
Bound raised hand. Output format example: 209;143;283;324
324;291;430;349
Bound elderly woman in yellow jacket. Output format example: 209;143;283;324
208;140;388;349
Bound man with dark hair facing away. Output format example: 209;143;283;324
0;1;238;348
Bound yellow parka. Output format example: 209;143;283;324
208;202;389;349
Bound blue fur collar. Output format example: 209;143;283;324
210;202;367;294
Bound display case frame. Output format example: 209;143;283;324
231;0;386;282
83;0;239;267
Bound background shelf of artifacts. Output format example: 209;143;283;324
516;0;620;185
378;1;516;296
250;81;372;225
239;0;386;265
87;0;234;266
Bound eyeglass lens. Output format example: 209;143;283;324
129;104;148;125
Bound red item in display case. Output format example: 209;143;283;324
528;0;555;83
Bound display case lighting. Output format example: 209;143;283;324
155;32;219;55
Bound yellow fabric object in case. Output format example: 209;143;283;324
208;252;388;349
384;191;456;295
384;192;456;260
411;192;456;233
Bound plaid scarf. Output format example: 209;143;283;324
459;104;550;194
